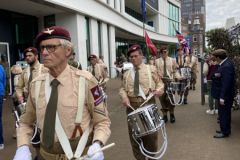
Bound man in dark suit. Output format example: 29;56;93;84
211;49;235;138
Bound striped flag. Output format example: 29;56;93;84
176;30;190;55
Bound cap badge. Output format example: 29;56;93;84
43;28;54;35
28;49;32;51
133;47;136;50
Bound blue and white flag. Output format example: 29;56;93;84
141;0;146;22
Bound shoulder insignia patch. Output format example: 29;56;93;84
94;97;103;107
91;86;102;100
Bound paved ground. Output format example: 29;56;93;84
1;63;240;160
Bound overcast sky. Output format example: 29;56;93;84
206;0;240;31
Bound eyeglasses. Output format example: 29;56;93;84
39;44;62;53
129;55;139;59
162;51;168;53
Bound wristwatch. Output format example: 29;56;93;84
93;140;104;147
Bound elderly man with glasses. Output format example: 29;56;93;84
13;26;111;160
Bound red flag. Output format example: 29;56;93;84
145;31;158;57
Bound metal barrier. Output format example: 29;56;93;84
201;60;208;105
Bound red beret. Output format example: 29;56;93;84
189;51;193;54
34;26;71;47
88;54;97;61
23;47;38;57
127;45;141;56
160;46;168;53
177;48;183;51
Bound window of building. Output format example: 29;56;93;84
148;21;153;27
85;18;91;64
193;35;197;42
114;0;116;9
44;15;55;28
167;2;179;36
97;21;102;56
125;6;143;22
187;39;190;45
194;49;197;55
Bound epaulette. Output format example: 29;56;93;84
31;73;48;82
75;69;93;81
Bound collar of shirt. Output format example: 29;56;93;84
134;62;145;70
31;61;40;70
49;65;70;86
219;57;228;66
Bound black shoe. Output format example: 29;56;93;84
184;99;188;104
193;86;196;90
216;130;222;134
163;115;168;123
178;99;182;104
189;87;192;90
217;118;219;120
214;133;229;138
217;120;220;123
170;114;175;123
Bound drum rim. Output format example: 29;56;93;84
127;104;157;116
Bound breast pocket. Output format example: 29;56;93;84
62;98;78;120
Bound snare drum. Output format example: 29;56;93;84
127;104;164;137
178;67;191;79
167;82;185;92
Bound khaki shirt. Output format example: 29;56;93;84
155;57;180;79
186;56;198;72
87;64;109;83
149;59;155;66
98;59;107;67
15;61;49;98
119;62;164;99
17;65;111;148
175;56;187;68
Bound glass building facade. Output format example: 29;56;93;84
97;21;102;56
44;15;55;28
125;6;143;22
167;2;179;36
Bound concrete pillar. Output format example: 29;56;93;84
101;23;109;71
55;13;88;70
109;25;116;78
120;0;125;14
116;0;121;12
109;0;114;8
89;18;99;57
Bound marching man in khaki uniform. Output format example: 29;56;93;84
98;55;107;67
15;47;49;104
155;46;183;123
186;51;199;90
175;48;189;104
87;54;109;85
119;45;164;160
13;26;111;160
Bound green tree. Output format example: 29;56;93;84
205;27;225;47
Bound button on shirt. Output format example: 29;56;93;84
17;65;111;148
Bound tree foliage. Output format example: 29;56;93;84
205;24;240;109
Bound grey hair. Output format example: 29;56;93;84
99;55;104;58
59;39;76;59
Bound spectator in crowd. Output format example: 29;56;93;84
203;49;219;114
11;65;22;139
211;49;235;138
0;64;6;150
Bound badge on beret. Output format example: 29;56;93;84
91;86;102;100
43;28;54;35
28;49;32;52
133;47;136;50
94;97;103;107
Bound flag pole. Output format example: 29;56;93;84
172;22;181;46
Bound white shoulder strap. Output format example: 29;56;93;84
126;69;131;91
35;80;42;127
27;66;30;80
77;62;80;68
38;64;42;75
75;77;86;124
157;59;160;72
146;65;152;89
98;64;101;77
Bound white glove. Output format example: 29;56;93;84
13;146;32;160
85;143;104;160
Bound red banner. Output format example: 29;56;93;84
145;31;158;57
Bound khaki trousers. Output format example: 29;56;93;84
190;72;197;86
177;80;189;99
39;132;93;160
159;82;175;115
126;99;158;160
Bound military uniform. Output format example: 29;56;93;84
98;59;107;68
0;60;10;97
68;59;82;70
17;65;111;159
119;45;164;160
119;57;127;67
87;64;109;83
186;55;198;89
175;55;189;103
15;61;49;99
155;56;180;116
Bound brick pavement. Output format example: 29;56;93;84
1;63;240;160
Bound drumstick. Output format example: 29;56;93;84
140;86;164;108
128;104;136;112
77;143;115;160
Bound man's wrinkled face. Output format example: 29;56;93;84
160;49;169;59
129;51;143;67
178;50;183;56
90;58;97;66
26;52;37;66
40;38;71;69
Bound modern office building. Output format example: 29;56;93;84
0;0;181;93
225;17;240;29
